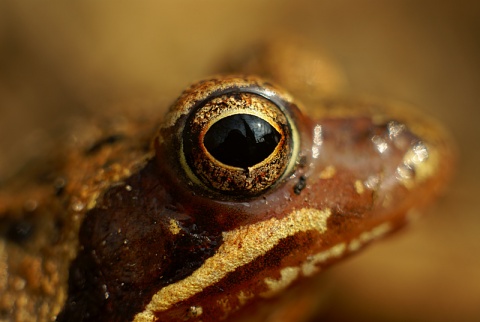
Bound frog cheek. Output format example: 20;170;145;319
157;76;302;200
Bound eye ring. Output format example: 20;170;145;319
157;76;301;199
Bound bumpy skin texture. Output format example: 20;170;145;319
0;43;454;322
0;112;156;321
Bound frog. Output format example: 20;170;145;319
0;39;454;322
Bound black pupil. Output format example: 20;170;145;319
204;114;281;169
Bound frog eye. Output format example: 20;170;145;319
159;76;301;198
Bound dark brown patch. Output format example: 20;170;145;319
85;134;125;155
293;175;307;195
0;216;36;244
57;160;223;322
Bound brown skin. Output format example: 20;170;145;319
0;44;454;322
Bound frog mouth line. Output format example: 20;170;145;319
133;207;331;321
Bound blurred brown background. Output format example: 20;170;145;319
0;1;479;321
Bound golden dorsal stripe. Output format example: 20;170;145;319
133;207;332;322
